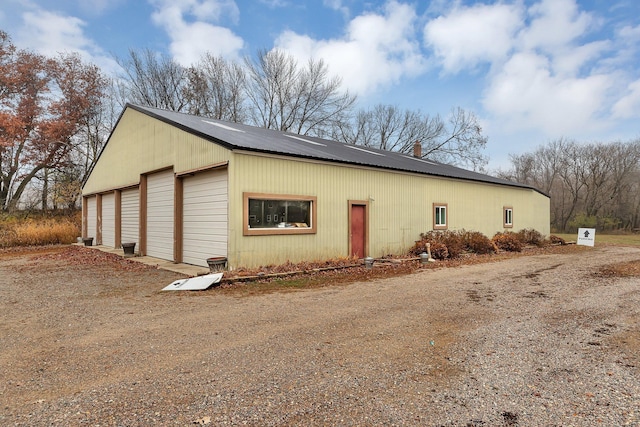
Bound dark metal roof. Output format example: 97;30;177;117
128;104;547;196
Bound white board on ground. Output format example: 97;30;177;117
577;228;596;246
162;273;223;291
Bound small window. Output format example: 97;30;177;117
243;193;317;235
433;203;448;230
504;207;513;228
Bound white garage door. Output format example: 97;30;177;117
182;169;228;267
146;169;174;261
101;193;115;247
86;196;96;240
121;188;139;247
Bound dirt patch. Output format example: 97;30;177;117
1;244;640;426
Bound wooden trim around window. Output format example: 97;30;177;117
503;206;514;228
243;192;317;236
433;203;448;230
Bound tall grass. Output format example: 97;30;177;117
0;212;80;248
554;233;640;247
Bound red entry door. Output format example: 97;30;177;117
350;204;366;258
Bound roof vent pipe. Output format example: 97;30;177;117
413;141;422;158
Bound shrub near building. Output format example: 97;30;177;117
411;228;548;259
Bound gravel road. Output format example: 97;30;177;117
1;245;639;426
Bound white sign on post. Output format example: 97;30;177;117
577;228;596;246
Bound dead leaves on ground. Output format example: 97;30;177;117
26;246;157;272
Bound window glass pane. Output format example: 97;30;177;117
435;206;446;226
505;209;512;225
248;199;311;228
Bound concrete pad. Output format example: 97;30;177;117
134;256;209;276
74;244;210;277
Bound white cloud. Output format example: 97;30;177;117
551;40;610;76
484;52;612;134
259;0;288;7
619;24;640;41
275;1;426;95
323;0;350;19
14;7;120;74
423;2;522;73
18;9;96;57
423;0;631;139
76;0;126;16
518;0;594;53
612;79;640;119
150;0;244;65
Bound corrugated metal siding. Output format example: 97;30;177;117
82;108;231;195
146;169;174;261
227;154;550;268
81;107;549;270
101;192;115;247
121;188;139;247
182;169;228;267
86;196;97;240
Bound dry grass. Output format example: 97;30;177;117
0;212;80;248
596;259;640;278
555;232;640;247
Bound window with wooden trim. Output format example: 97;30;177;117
433;203;448;230
504;207;513;228
243;193;317;235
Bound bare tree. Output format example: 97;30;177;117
334;104;488;170
332;104;442;152
184;53;247;122
244;49;356;136
116;48;188;111
425;108;488;170
499;138;640;232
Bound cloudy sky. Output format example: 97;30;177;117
2;0;639;169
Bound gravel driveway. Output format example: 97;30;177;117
1;245;639;426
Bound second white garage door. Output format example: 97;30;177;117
182;169;228;267
146;169;174;261
101;192;115;247
86;196;96;240
121;188;139;247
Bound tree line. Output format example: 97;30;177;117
0;29;488;212
116;47;488;169
2;28;639;233
497;138;640;232
1;31;490;211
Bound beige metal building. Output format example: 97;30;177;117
82;104;550;269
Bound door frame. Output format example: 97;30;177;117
348;200;369;258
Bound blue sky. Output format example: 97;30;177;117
2;0;640;170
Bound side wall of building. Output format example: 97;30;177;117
82;109;550;268
227;153;550;268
